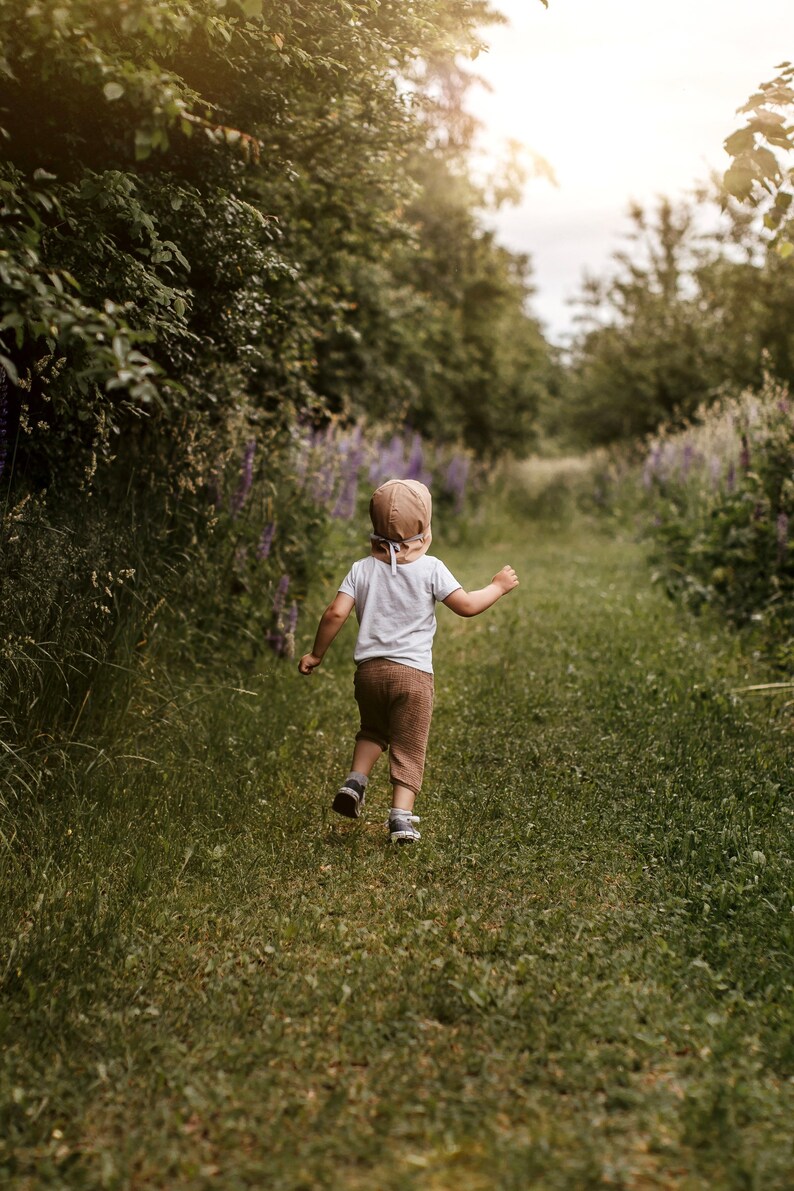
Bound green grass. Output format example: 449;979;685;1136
1;508;793;1189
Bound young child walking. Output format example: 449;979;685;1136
298;478;518;843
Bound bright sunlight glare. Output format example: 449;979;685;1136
469;0;794;341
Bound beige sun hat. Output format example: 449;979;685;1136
370;479;432;574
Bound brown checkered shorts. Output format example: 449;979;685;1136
354;659;435;796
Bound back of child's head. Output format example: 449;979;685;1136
370;479;432;569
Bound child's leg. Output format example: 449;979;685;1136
386;667;433;838
333;665;388;819
351;737;383;779
390;782;416;812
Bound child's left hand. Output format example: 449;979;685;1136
492;565;519;594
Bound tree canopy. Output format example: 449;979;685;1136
0;0;555;498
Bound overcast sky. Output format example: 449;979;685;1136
467;0;793;341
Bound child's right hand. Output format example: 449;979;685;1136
298;653;322;675
492;565;519;595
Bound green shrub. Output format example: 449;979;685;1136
640;378;793;665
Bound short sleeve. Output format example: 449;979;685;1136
338;562;357;598
431;559;461;602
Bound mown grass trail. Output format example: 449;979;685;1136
2;510;793;1189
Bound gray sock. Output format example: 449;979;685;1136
347;771;368;787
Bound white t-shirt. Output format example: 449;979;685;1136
339;554;461;674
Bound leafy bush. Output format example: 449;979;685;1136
640;377;793;664
0;385;477;808
0;0;553;810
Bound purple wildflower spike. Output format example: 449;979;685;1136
739;433;750;472
709;456;722;488
231;439;256;517
273;573;290;615
332;444;364;519
444;454;470;512
257;522;276;560
311;461;336;507
643;443;663;489
777;512;789;562
405;432;424;481
0;364;8;483
266;630;286;657
294;439;309;484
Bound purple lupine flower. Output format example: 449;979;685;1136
209;469;224;510
725;462;736;493
332;445;364;519
777;512;789;562
681;442;695;478
273;573;290;615
0;364;8;483
643;443;662;490
257;522;276;560
311;461;336;508
231;439;256;517
444;453;470;512
266;630;286;657
294;439;309;484
368;433;399;486
739;433;751;472
383;434;405;479
709;456;722;489
405;432;424;481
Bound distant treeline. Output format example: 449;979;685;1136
553;190;794;445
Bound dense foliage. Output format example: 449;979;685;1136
558;193;794;446
0;0;552;492
0;0;554;763
639;378;793;668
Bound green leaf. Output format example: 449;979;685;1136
103;82;125;101
750;145;781;181
723;128;754;157
134;128;153;161
776;239;793;259
723;163;754;200
0;354;19;384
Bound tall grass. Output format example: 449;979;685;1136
1;500;792;1188
0;412;475;821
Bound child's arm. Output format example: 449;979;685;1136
442;565;519;618
298;592;355;674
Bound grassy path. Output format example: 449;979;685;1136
2;515;793;1188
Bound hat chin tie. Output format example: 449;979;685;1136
370;532;426;575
